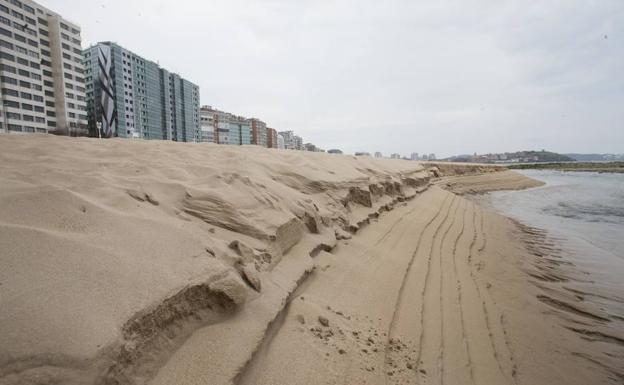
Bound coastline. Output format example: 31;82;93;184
0;135;621;385
508;161;624;173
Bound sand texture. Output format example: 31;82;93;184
0;135;621;385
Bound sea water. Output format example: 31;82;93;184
488;170;624;319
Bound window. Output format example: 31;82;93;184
35;117;45;123
19;80;30;88
43;80;53;87
23;114;34;121
13;33;26;43
39;28;48;36
30;72;41;80
31;84;41;91
1;88;19;97
3;100;19;108
15;45;28;55
0;5;8;14
6;112;21;119
17;57;28;66
62;43;69;50
0;15;10;26
18;69;30;77
34;105;44;112
21;103;33;110
64;73;72;80
0;63;16;73
27;38;37;47
12;11;24;21
29;61;39;69
0;39;12;49
32;94;43;102
8;124;22;131
37;18;47;26
0;26;12;38
0;51;14;61
20;92;32;100
0;76;17;85
47;120;56;127
45;101;54;107
46;110;55;117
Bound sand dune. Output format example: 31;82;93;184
0;135;621;385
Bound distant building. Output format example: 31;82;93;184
304;143;317;152
228;115;250;145
200;106;230;144
328;149;343;154
391;153;401;159
374;152;383;158
277;134;285;149
428;153;436;160
266;127;278;148
410;152;419;161
248;118;267;147
279;130;295;149
83;42;200;141
294;135;303;150
355;152;370;156
199;106;250;145
0;0;87;135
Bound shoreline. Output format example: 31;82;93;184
0;135;622;384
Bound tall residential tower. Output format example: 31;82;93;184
82;42;200;141
0;0;87;135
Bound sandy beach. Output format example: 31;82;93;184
0;135;622;385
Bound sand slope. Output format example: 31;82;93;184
0;135;621;385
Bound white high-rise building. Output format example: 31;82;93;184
277;134;285;149
0;0;87;135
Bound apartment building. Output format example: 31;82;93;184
266;127;277;148
279;130;295;149
200;106;230;144
294;135;303;150
83;42;200;141
228;115;250;146
0;0;87;135
199;105;251;145
248;117;266;147
277;133;285;149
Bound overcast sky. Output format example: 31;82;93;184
46;0;623;157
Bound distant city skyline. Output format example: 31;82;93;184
42;0;624;157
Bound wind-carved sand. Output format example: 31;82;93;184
0;135;622;385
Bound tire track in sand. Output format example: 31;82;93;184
449;200;475;385
437;197;463;385
413;194;458;382
469;203;518;384
384;193;452;382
